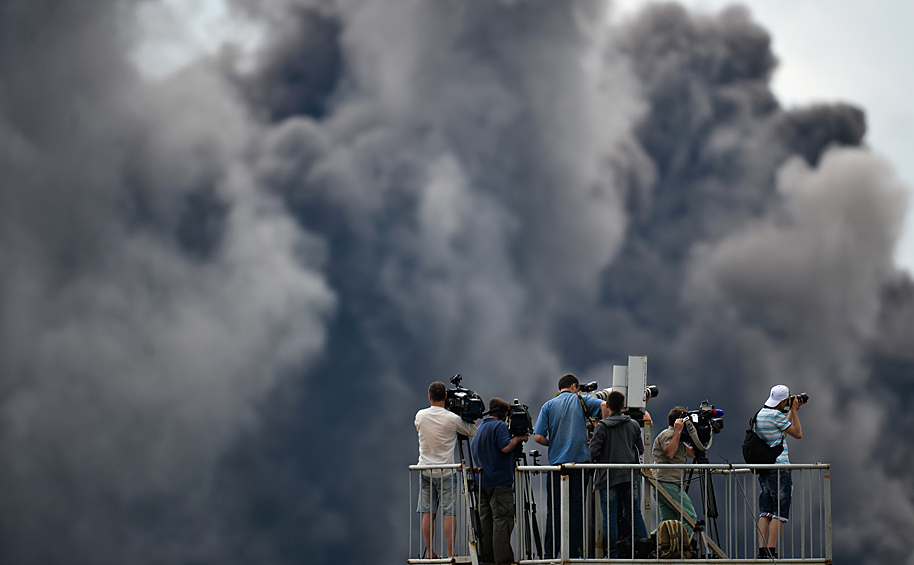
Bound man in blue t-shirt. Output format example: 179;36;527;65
753;384;804;560
471;398;528;564
533;374;605;558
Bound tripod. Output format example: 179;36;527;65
515;448;544;559
457;434;483;543
684;450;721;558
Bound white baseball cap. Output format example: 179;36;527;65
764;385;790;408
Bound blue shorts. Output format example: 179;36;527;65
417;473;457;516
758;469;792;522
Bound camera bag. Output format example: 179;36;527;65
742;409;783;465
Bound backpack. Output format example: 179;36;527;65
742;409;784;465
655;520;696;559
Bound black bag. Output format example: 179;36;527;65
742;409;783;464
615;534;655;559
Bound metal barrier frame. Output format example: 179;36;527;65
408;462;831;564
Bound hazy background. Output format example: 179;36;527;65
2;1;913;564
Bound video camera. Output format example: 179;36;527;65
506;399;533;438
587;355;659;420
679;400;725;453
445;374;486;422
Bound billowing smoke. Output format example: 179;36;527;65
1;0;911;564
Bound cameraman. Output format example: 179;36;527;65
533;374;605;558
754;385;803;560
415;381;478;558
470;398;528;564
589;391;648;557
651;406;698;535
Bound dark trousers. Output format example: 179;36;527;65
543;469;586;558
599;482;648;557
478;485;515;563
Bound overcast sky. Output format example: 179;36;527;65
615;0;914;271
135;0;914;271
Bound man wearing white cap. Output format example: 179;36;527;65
754;384;804;559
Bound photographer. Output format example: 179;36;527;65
470;398;528;564
651;406;698;535
589;391;648;558
533;374;605;558
754;385;804;560
415;381;478;558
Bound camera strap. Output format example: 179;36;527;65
576;393;598;439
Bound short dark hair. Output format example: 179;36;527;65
607;391;625;413
488;397;509;418
558;374;579;390
429;381;447;402
668;406;687;427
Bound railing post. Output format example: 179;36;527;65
515;467;525;560
824;468;832;563
561;471;570;563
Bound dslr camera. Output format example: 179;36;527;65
445;374;486;422
787;392;810;408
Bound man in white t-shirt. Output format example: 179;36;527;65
415;381;478;558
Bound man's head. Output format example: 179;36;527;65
488;397;510;420
607;390;625;413
428;381;447;404
764;385;790;408
558;373;579;391
668;406;688;427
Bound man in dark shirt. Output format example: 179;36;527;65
589;390;648;557
471;398;528;564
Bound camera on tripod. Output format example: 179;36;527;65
680;400;725;452
445;374;486;422
506;399;533;438
587;355;659;420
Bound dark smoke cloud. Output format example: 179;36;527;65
1;0;912;564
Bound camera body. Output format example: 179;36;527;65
680;400;724;449
445;374;486;422
506;399;533;438
788;392;810;408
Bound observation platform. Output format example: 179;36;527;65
406;461;831;565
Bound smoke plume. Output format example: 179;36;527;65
1;0;911;563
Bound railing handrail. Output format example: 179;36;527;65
516;462;830;470
409;464;462;470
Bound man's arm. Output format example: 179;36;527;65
785;400;802;439
663;418;685;459
457;418;478;437
534;434;549;446
502;435;528;453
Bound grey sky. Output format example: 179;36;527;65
135;0;914;270
616;0;914;271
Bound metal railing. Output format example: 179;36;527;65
408;462;831;564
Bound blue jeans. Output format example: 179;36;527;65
758;469;792;521
599;482;648;558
